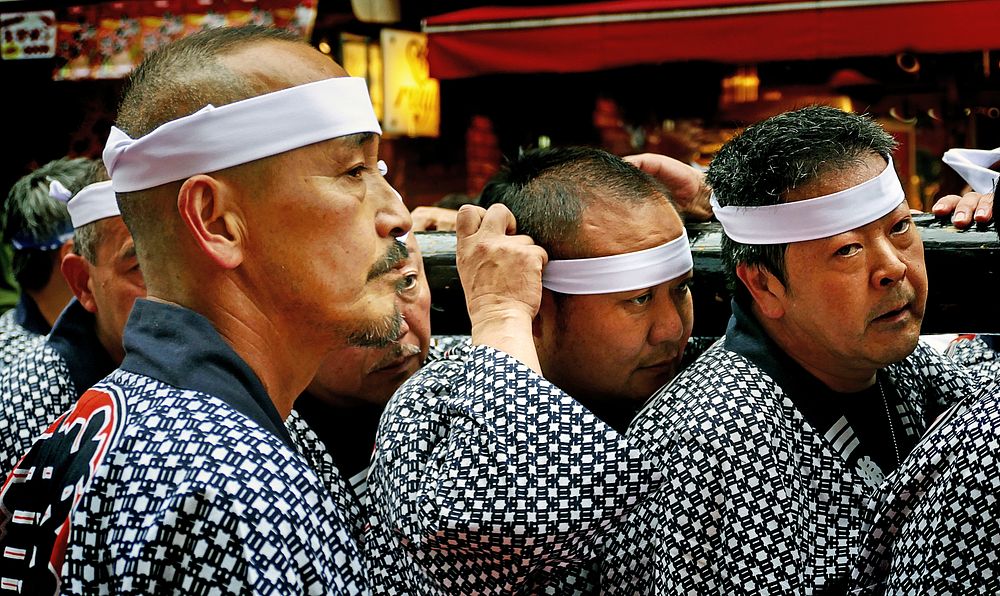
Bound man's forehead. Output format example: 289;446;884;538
310;133;378;162
783;153;886;203
578;199;683;257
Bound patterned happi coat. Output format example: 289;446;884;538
0;299;367;594
0;295;48;373
284;408;367;543
947;334;1000;380
601;300;977;595
0;299;116;477
849;374;1000;595
288;334;473;544
363;342;664;595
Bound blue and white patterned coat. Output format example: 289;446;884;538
601;303;978;595
364;342;663;595
0;299;367;594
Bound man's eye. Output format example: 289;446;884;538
349;165;367;178
629;292;652;306
398;273;418;294
835;244;861;257
675;280;693;295
891;218;911;235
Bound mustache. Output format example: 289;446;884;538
347;306;404;348
368;341;423;373
367;240;409;281
868;287;917;320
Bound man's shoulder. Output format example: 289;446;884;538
638;340;781;418
392;341;494;396
0;319;45;370
629;341;788;449
1;340;69;393
108;373;316;476
890;340;983;404
0;307;18;331
0;341;75;474
426;334;470;363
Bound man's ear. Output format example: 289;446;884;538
61;253;97;313
735;263;787;319
176;174;246;270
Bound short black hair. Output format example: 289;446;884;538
3;157;96;290
706;105;897;302
478;146;676;260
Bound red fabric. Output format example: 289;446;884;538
425;0;1000;79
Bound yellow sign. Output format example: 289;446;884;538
381;29;439;138
341;34;384;121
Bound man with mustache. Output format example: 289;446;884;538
602;106;977;593
0;171;146;477
0;25;410;593
1;157;95;371
364;146;693;593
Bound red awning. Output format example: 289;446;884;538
423;0;1000;79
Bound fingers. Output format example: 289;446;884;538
973;192;994;222
932;192;994;228
432;208;458;232
625;153;686;183
624;153;657;171
410;207;459;232
455;204;487;239
410;207;435;232
478;203;518;235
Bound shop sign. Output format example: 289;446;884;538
381;28;439;138
1;11;56;60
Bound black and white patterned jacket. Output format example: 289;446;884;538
0;297;46;373
364;342;664;595
602;305;976;595
0;299;115;477
849;368;1000;594
0;299;367;594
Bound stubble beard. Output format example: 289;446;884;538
347;305;404;348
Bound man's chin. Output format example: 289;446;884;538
873;328;921;366
347;308;403;348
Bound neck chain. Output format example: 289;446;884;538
878;376;900;468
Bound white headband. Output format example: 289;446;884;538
103;77;381;192
68;181;119;228
710;157;905;245
48;179;72;202
541;230;693;295
943;147;999;194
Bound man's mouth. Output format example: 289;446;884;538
872;302;911;323
637;353;681;372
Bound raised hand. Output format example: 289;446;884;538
456;203;548;372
